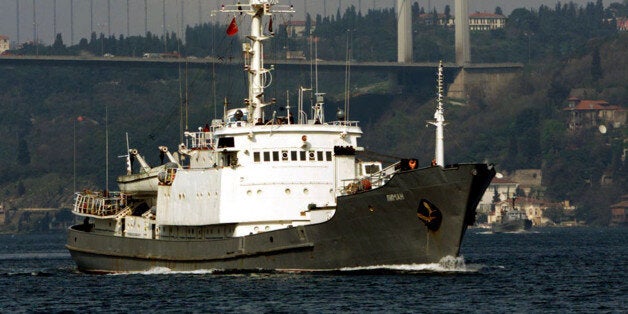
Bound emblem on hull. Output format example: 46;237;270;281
417;199;442;231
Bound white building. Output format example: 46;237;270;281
477;177;518;213
469;12;507;31
0;35;9;54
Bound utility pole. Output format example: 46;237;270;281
53;0;57;39
107;0;111;36
144;0;148;35
127;0;130;37
198;0;202;25
32;0;36;44
71;0;74;44
163;0;167;52
180;0;185;39
16;0;20;44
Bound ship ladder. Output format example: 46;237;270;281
115;206;132;219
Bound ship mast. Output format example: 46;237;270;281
428;61;446;166
222;1;294;123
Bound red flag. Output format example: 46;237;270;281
226;17;238;36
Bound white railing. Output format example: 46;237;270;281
340;172;395;195
73;191;127;217
184;131;215;149
331;120;360;127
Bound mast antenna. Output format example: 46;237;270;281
221;1;294;123
428;61;446;167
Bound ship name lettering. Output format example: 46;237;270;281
386;193;405;202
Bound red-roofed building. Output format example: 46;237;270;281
563;97;627;131
469;12;506;30
617;17;628;31
0;35;9;54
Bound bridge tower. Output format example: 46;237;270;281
397;0;412;63
454;0;471;65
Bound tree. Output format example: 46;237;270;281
591;47;602;81
17;138;30;166
544;206;564;224
495;6;503;15
51;34;67;55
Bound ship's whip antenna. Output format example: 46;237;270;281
428;61;445;166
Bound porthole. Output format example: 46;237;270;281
303;188;309;195
257;189;262;195
285;188;291;195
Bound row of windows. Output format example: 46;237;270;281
253;150;333;162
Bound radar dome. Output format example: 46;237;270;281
336;109;346;120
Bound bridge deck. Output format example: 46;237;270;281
0;55;523;71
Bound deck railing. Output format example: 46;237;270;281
73;191;127;217
184;131;215;149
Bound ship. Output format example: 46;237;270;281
66;1;495;273
491;209;533;233
490;198;533;233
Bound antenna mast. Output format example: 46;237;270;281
222;1;294;123
428;61;445;166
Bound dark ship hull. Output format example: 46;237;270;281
66;164;494;273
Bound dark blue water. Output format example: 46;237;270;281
0;228;626;312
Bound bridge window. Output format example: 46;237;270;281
263;151;270;162
254;152;260;162
317;151;323;161
272;151;279;161
217;137;235;148
300;151;306;161
326;151;332;161
291;151;297;161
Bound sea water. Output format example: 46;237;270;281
0;227;625;312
